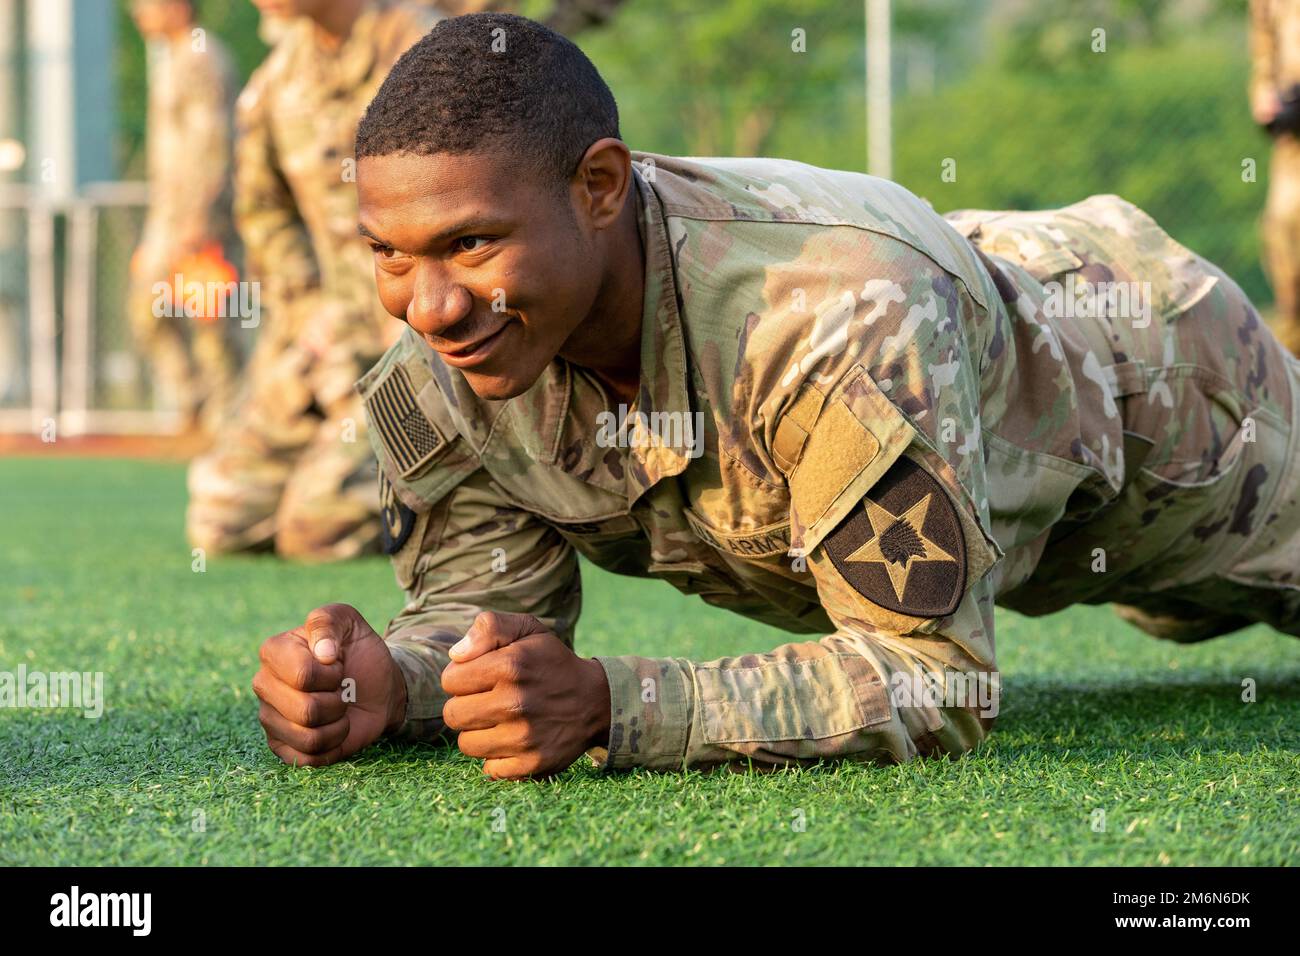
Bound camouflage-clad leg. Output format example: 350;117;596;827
186;319;317;554
1111;336;1300;642
187;296;386;559
190;319;242;433
274;394;384;561
952;195;1300;641
1262;136;1300;355
126;269;198;420
125;267;243;430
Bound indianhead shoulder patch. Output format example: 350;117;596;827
822;456;967;618
378;469;416;555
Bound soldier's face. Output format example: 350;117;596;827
357;150;610;401
132;0;189;35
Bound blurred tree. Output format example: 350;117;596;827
578;0;970;163
894;31;1269;302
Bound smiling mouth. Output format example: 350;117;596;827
435;321;510;359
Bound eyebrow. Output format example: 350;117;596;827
357;215;504;249
357;222;386;243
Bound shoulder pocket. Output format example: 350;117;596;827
784;364;916;557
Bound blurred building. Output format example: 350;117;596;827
0;0;134;434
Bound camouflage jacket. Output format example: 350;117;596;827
1251;0;1300;102
138;29;237;268
233;0;439;352
357;152;1295;772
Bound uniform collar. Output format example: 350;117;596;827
517;164;695;506
624;162;694;503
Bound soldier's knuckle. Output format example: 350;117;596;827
506;691;528;719
305;605;335;631
442;699;461;729
502;657;526;686
516;720;540;750
288;659;315;690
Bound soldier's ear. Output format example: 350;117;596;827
573;137;632;230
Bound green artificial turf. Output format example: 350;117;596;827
1;457;1297;866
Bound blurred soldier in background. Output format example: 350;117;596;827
128;0;242;434
1251;0;1300;355
186;0;443;561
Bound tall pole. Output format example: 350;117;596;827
866;0;891;179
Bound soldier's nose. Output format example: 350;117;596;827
406;272;473;338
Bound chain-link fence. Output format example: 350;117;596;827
82;189;154;420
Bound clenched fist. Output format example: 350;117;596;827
442;611;611;781
252;603;406;767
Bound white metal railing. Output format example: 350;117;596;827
0;182;56;434
0;180;183;437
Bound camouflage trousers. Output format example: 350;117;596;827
1261;134;1300;357
127;271;242;434
186;296;385;561
960;195;1300;643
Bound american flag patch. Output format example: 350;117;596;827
365;364;444;478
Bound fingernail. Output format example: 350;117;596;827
314;639;338;661
450;636;471;657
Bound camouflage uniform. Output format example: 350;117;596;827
1252;0;1300;355
128;28;241;431
358;153;1300;772
186;0;440;560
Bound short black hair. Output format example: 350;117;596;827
356;13;620;187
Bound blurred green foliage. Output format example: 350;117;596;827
893;34;1272;304
112;0;1275;304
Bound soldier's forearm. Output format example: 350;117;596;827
383;629;462;744
589;629;996;772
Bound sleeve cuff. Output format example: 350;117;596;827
386;641;453;741
587;655;693;771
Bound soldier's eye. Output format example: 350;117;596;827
455;236;491;254
370;243;396;258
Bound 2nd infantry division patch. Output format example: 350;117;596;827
823;457;968;618
378;469;416;555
